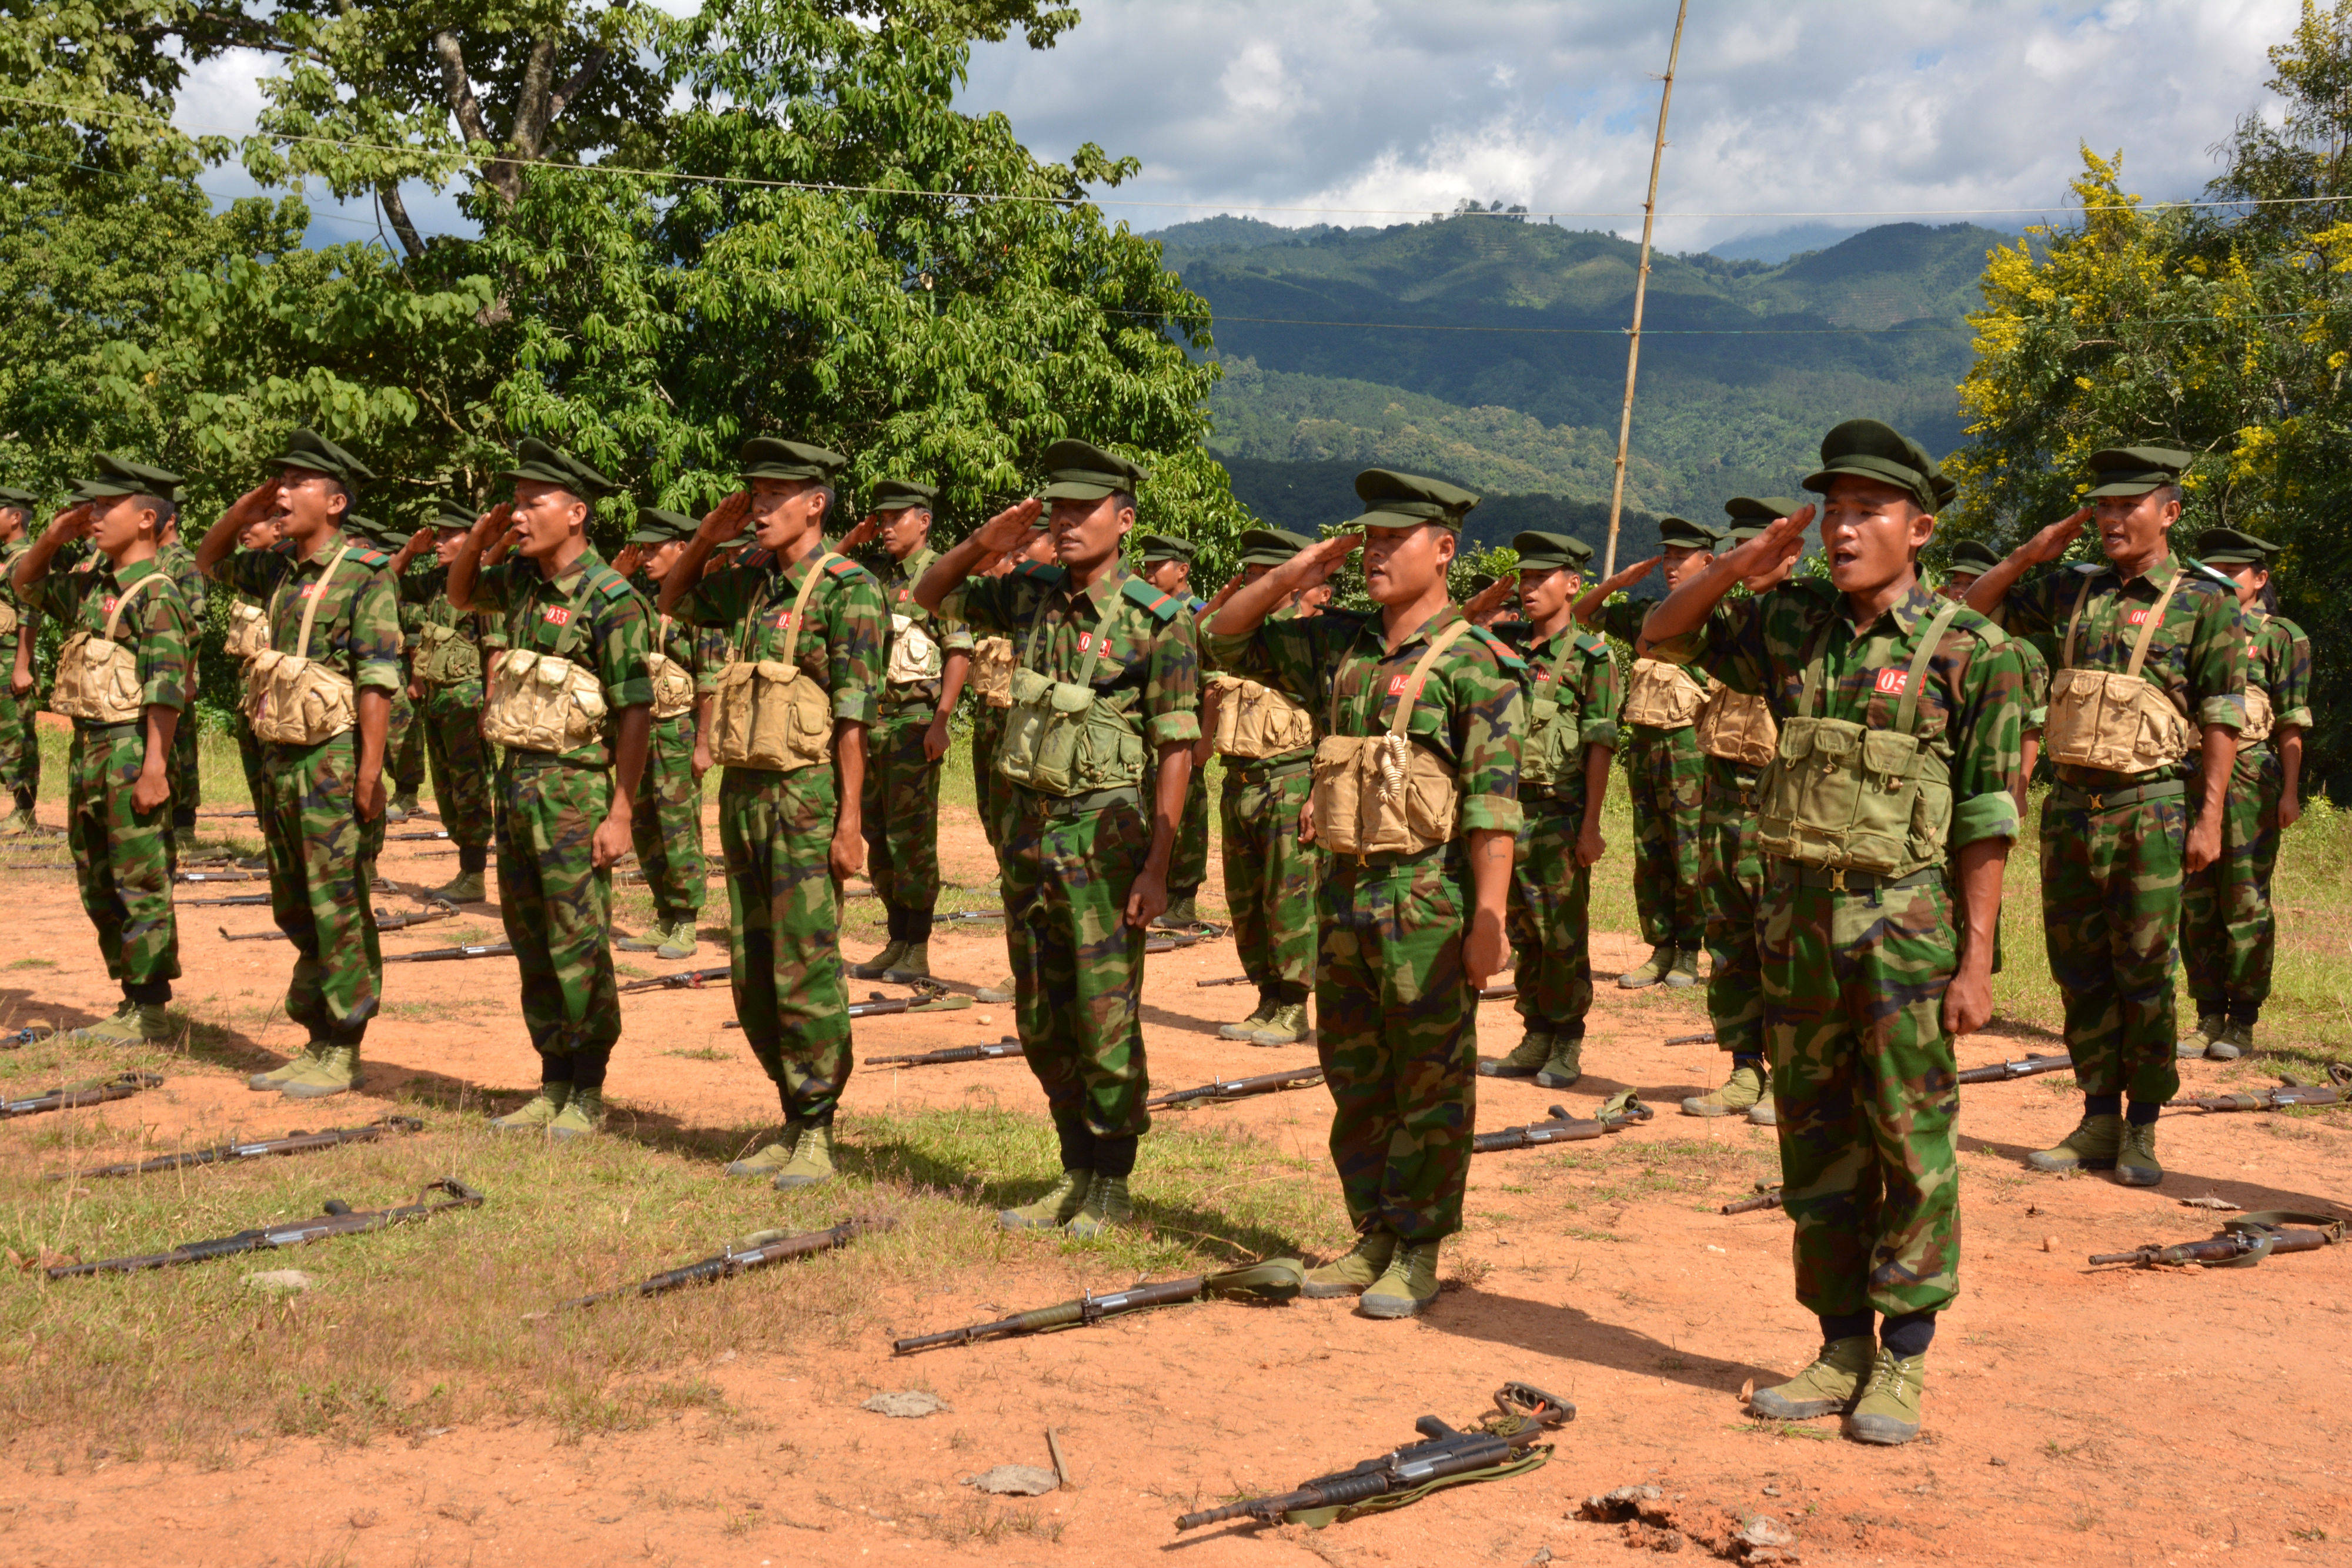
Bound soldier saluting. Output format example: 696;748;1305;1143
1960;447;2249;1186
1642;420;2027;1446
913;440;1201;1238
0;484;46;835
1207;470;1524;1320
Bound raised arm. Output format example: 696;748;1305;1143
195;482;278;579
1571;555;1659;628
659;492;751;617
12;503;92;600
911;498;1044;615
445;503;512;612
1962;508;2087;617
1205;533;1359;639
1641;511;1809;650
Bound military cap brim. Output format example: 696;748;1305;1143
1039;439;1148;502
1656;516;1726;550
269;427;374;487
2196;525;2279;566
1238;526;1317;567
627;506;701;545
1723;495;1797;525
1348;468;1478;532
738;437;847;484
868;479;938;513
2086;445;2191;499
500;436;620;499
0;486;39;509
76;453;185;500
1802;419;1943;513
1511;529;1594;570
431;498;480;531
1136;531;1195;564
1945;540;2004;574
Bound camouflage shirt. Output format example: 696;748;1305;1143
211;529;405;696
469;547;656;768
23;553;195;717
1210;602;1524;836
652;608;728;700
857;543;974;716
2249;613;2313;739
2000;553;2249;787
1652;579;2029;851
156;539;209;624
670;548;886;728
949;562;1202;748
1493;619;1623;753
0;537;38;654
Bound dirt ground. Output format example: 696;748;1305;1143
2;781;2349;1568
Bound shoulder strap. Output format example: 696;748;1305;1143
1795;618;1838;718
777;551;840;668
2062;573;2094;668
1893;600;1967;735
102;569;168;641
2125;566;2187;679
1074;588;1126;692
292;543;355;662
1391;618;1479;738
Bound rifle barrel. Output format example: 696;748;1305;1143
870;1041;1023;1067
554;1216;894;1311
1145;1068;1325;1110
1720;1189;1784;1215
2;1072;164;1118
616;964;731;994
384;942;514;964
894;1275;1205;1353
1953;1054;2072;1085
1662;1029;1716;1047
55;1116;425;1180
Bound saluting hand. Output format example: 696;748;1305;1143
1593;554;1661;597
1461;575;1515;626
1719;509;1812;580
837;514;881;553
2017;507;2090;566
970;497;1047;554
612;543;642;579
699;491;753;544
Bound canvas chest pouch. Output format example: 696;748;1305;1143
995;599;1144;797
709;554;839;774
52;572;168;726
2042;574;2194;774
1309;620;1475;858
243;544;360;747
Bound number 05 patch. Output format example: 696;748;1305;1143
1875;668;1908;695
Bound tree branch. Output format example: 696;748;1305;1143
377;181;426;260
430;31;492;147
547;46;610;125
508;35;560;163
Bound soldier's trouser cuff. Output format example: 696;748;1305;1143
459;844;487;874
572;1046;612;1089
1093;1134;1139;1179
124;978;171;1005
1053;1109;1097;1172
902;907;933;943
2227;1001;2261;1025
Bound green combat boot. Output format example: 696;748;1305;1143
977;976;1017;1004
382;797;409;824
1534;1034;1584;1089
390;793;419;818
1749;1335;1876;1420
614;924;668;953
1302;1230;1396;1298
2026;1113;2122;1174
490;1082;570;1131
547;1086;606;1141
1682;1061;1769;1118
1663;948;1701;988
2114;1121;2163;1187
249;1045;322;1092
1151;895;1198;931
279;1046;359;1099
656;920;700;961
68;1002;171;1046
0;805;36;836
435;870;486;904
1064;1174;1131;1238
2177;1011;2223;1059
1479;1028;1552;1079
1616;944;1675;989
2207;1021;2254;1062
882;942;931;984
1000;1169;1091;1230
1747;1097;1779;1127
1221;997;1278;1042
848;940;906;980
1845;1346;1927;1446
771;1123;834;1189
1358;1241;1441;1319
724;1118;803;1176
1249;1003;1308;1047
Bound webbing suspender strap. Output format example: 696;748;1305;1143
101;569;167;641
1793;599;1965;733
1020;579;1123;693
742;551;842;667
2062;566;2184;677
1326;614;1478;737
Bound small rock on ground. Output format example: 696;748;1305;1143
963;1465;1058;1496
861;1390;950;1418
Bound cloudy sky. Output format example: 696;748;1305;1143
177;0;2301;255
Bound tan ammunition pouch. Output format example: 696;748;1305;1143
647;616;698;721
972;636;1015;708
1756;601;1963;878
1623;657;1707;728
482;650;609;753
0;600;18;640
709;554;838;773
225;599;269;662
886;611;942;686
2239;685;2275;747
1695;686;1778;768
995;595;1145;797
1211;673;1317;760
1517;645;1583;797
2043;573;2194;774
1311;620;1474;858
415;620;481;686
51;572;167;724
243;544;360;746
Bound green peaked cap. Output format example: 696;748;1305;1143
1656;515;1723;550
1238;526;1317;567
1511;529;1593;570
2087;444;2190;499
1802;419;1943;513
738;437;846;483
502;437;619;499
1136;531;1194;564
2196;526;2280;565
1349;469;1476;531
627;506;700;545
1040;439;1148;502
867;478;937;513
77;453;185;500
1945;539;2004;574
430;494;479;530
1721;495;1798;544
0;485;40;509
270;427;374;489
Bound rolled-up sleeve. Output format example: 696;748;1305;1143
1141;609;1201;747
828;573;885;726
1947;634;2028;849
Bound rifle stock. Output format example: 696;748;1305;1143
1472;1094;1651;1154
1953;1053;2072;1085
870;1038;1023;1068
3;1072;163;1118
2089;1211;2343;1269
47;1178;483;1277
616;964;731;994
384;942;514;964
1720;1183;1783;1215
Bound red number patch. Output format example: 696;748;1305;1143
541;606;571;626
1388;674;1410;696
1875;669;1908;695
2127;608;2151;625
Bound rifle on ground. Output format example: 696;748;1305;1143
1174;1381;1572;1530
1956;1053;2072;1084
173;869;262;884
1144;927;1225;954
548;1216;894;1312
2164;1065;2352;1114
1472;1092;1651;1154
202;810;258;819
3;1072;163;1118
383;941;513;964
0;1027;37;1050
217;905;456;944
1721;1183;1784;1215
52;1115;425;1180
894;1259;1303;1355
1196;974;1254;988
1663;1029;1716;1047
1479;984;1516;1001
176;892;272;907
2088;1211;2344;1271
616;964;730;994
870;1037;1023;1068
937;909;1005;924
720;986;976;1028
46;1178;483;1278
389;830;450;840
1147;1065;1326;1111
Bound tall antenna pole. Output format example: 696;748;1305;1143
1602;0;1689;579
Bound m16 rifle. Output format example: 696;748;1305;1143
2164;1065;2352;1114
1955;1053;2072;1084
2088;1211;2344;1270
870;1038;1023;1068
219;904;455;944
894;1259;1303;1354
52;1115;425;1179
549;1216;894;1312
720;984;975;1028
1663;1029;1716;1047
1145;1066;1326;1111
176;892;273;907
2;1072;163;1118
616;964;730;994
46;1178;483;1278
1471;1093;1651;1154
384;941;514;964
1720;1183;1783;1215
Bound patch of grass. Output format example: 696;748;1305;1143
660;1047;733;1062
1732;1420;1834;1442
7;958;55;971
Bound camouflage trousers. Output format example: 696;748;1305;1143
1699;761;1766;1056
1625;726;1706;950
2042;786;2185;1106
169;698;199;823
0;649;39;808
1318;848;1478;1244
973;704;1010;852
494;753;617;1058
386;678;425;800
861;710;943;912
1508;791;1594;1032
233;712;268;817
630;713;706;926
1001;785;1152;1141
419;679;492;849
258;734;385;1047
719;765;851;1121
1152;755;1211;897
2181;747;2283;1014
1761;862;1960;1318
68;720;178;985
1220;757;1317;1004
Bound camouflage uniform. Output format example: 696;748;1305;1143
1593;597;1709;954
2000;556;2247;1109
1209;604;1524;1243
24;556;194;994
211;530;406;1048
857;543;971;936
0;534;42;817
2182;611;2310;1023
1655;581;2026;1319
227;590;272;816
1164;741;1211;899
156;539;207;826
950;564;1200;1153
405;570;494;854
384;580;426;805
1213;604;1331;1012
671;550;883;1121
972;701;1010;848
469;549;654;1066
632;608;723;929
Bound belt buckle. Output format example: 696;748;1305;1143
2087;791;2104;810
1828;867;1848;892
